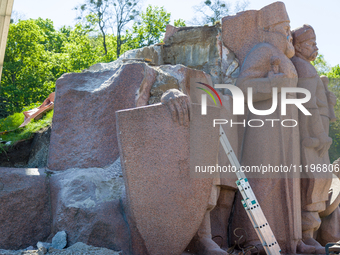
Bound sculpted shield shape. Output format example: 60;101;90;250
116;103;220;255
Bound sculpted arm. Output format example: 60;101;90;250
161;89;191;126
298;79;332;157
236;47;288;103
134;65;190;126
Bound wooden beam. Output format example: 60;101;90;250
0;0;14;82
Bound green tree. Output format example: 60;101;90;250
0;18;107;118
130;5;170;48
75;0;111;55
311;54;330;75
327;65;340;78
324;64;340;162
113;0;141;57
1;19;55;116
328;78;340;162
61;22;104;71
174;18;186;27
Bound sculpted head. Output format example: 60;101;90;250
259;2;295;58
292;24;318;62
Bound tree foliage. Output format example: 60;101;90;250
328;78;340;162
75;0;141;58
1;19;55;116
113;0;140;57
0;18;118;118
313;58;340;162
327;65;340;78
174;18;186;27
75;0;111;55
311;54;330;75
2;2;179;118
129;5;171;48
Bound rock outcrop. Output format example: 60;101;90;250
49;159;126;250
0;168;51;249
48;63;157;170
27;126;51;168
0;242;122;255
0;23;252;254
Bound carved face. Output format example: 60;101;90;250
285;30;295;59
296;37;319;61
270;22;291;38
269;22;295;58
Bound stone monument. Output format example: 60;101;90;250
1;1;340;255
222;2;302;253
291;24;339;253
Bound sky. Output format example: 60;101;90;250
12;0;340;67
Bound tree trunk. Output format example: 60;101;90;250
100;26;107;55
116;31;121;58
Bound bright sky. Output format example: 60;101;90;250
12;0;340;67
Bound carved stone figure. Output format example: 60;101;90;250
222;2;306;254
160;90;229;255
115;3;337;255
291;24;338;253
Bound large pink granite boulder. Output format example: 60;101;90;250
0;167;51;249
48;63;156;170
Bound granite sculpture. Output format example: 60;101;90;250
291;24;339;253
222;2;303;253
1;1;340;254
116;103;222;255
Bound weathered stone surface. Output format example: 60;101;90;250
0;168;51;250
163;24;180;43
27;126;51;168
52;231;67;250
49;159;130;252
147;66;180;104
38;247;47;254
319;175;340;218
222;10;260;67
224;2;302;254
134;64;217;107
48;63;157;170
163;25;223;85
48;242;121;255
0;242;121;255
210;188;236;249
85;26;240;90
0;249;19;255
36;242;51;251
135;45;164;66
116;103;220;255
84;45;163;73
317;206;340;246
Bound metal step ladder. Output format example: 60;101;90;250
219;126;281;255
